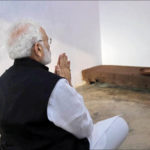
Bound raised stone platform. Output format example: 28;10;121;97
82;65;150;90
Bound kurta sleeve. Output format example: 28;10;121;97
47;78;93;139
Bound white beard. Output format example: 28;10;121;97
40;43;51;65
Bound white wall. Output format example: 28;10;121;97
0;1;101;86
1;1;150;87
99;1;150;67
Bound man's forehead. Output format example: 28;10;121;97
40;27;48;39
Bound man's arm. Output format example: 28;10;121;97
47;78;93;139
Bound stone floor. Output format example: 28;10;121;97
76;83;150;150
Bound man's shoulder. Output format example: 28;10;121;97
0;65;14;80
42;70;63;81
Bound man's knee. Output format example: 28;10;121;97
103;116;129;149
116;116;129;135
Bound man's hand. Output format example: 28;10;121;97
55;53;72;86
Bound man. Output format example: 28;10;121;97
0;21;129;150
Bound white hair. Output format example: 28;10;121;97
7;20;42;59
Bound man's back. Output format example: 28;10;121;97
0;57;89;150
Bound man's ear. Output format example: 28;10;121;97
34;43;42;57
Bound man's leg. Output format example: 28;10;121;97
88;116;129;149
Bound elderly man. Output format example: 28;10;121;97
0;21;128;150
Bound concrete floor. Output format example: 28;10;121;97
76;83;150;149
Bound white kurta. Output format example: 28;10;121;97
47;79;129;149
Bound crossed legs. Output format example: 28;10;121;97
88;116;129;149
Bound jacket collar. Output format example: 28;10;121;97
14;57;49;71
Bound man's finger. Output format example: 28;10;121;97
57;55;60;66
61;53;67;67
65;55;68;65
58;53;64;65
57;65;61;75
62;53;66;66
67;61;70;68
60;54;64;67
54;65;57;74
63;53;68;66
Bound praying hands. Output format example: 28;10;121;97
55;53;72;86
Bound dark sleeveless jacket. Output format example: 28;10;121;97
0;57;89;150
